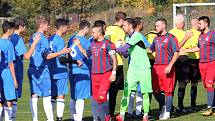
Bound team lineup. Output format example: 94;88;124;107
0;11;214;121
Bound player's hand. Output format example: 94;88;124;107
109;73;116;82
76;60;83;67
164;65;172;74
14;80;18;89
60;47;72;54
185;31;193;39
179;48;188;55
116;40;123;47
32;33;41;44
73;38;80;45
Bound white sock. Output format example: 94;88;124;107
4;106;12;121
51;99;56;113
12;101;18;121
128;92;135;114
76;99;84;121
43;96;54;121
56;99;65;118
0;107;3;120
136;92;143;115
70;99;77;120
30;98;38;121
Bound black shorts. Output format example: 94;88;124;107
188;59;201;83
175;55;200;83
109;65;124;90
150;59;155;68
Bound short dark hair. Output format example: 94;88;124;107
125;18;136;28
199;16;210;27
115;12;127;22
13;17;27;30
155;18;167;26
133;17;143;29
92;26;105;35
55;18;69;29
2;21;14;33
79;20;91;30
94;20;106;27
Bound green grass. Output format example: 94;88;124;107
15;60;215;121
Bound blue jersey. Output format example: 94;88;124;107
68;35;91;71
10;34;27;79
0;39;16;70
48;34;68;79
29;32;49;68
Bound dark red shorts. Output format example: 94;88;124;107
152;64;175;93
92;71;112;103
199;61;215;88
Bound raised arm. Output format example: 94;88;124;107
24;34;41;60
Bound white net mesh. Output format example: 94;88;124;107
174;3;215;30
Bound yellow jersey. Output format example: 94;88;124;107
184;28;200;59
169;28;186;55
146;31;157;59
105;25;126;65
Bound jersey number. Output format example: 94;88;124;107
70;44;77;57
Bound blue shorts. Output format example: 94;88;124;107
51;78;68;97
69;69;91;99
1;68;17;101
28;67;51;97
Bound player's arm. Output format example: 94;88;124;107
73;38;90;58
116;43;131;58
164;52;179;74
109;49;118;82
24;34;41;60
164;37;179;74
9;62;18;89
179;31;193;48
44;47;71;60
184;47;200;53
59;56;82;66
147;40;155;53
7;45;18;89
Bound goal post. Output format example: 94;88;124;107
173;3;215;29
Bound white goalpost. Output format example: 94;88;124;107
173;2;215;29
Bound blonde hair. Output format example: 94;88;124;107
36;15;49;27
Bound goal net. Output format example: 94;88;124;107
173;3;215;30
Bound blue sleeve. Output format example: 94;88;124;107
68;35;75;48
150;39;156;52
142;36;151;48
7;44;16;63
15;38;27;56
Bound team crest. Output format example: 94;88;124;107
164;38;168;43
205;36;209;41
101;43;106;49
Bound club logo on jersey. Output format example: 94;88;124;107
205;36;209;41
164;38;168;43
101;43;106;49
199;39;206;48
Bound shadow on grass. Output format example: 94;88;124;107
149;104;208;121
63;104;208;121
63;117;93;121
